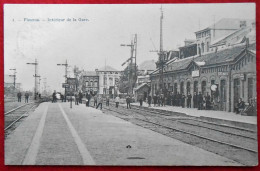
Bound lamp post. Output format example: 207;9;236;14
57;60;68;102
27;59;38;100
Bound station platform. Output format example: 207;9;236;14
5;102;241;165
124;102;257;125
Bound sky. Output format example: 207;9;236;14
4;3;255;92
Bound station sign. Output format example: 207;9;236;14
218;72;228;76
62;83;69;88
66;78;77;94
192;70;200;77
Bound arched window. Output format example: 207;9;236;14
174;83;178;94
201;80;207;95
194;81;198;94
180;82;184;94
186;82;191;94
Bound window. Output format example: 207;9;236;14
248;78;254;101
186;82;191;94
201;81;207;95
174;83;178;94
180;82;184;94
194;81;198;94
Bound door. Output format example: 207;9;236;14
194;81;198;94
248;78;253;102
233;78;240;109
201;81;207;96
220;80;226;111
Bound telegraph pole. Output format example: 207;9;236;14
43;78;47;96
9;68;16;90
121;34;137;95
57;59;68;101
27;59;39;100
38;76;41;95
159;6;165;93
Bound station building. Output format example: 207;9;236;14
150;18;256;113
95;66;121;97
150;42;256;112
75;66;121;97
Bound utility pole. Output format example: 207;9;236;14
27;59;39;100
38;76;41;95
9;68;16;90
43;78;47;96
57;59;68;101
121;34;137;95
159;6;165;94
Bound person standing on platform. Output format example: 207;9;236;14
198;92;203;110
52;91;56;103
96;95;103;110
74;92;79;105
161;94;165;106
25;91;29;103
157;94;161;107
86;92;91;107
17;91;22;102
148;94;152;107
193;92;198;108
181;93;186;108
93;95;97;107
205;92;211;110
139;95;143;107
153;95;157;107
115;95;120;108
61;94;64;102
187;92;192;108
126;95;131;109
79;91;83;104
106;95;110;106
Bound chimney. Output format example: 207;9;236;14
198;47;201;56
246;38;249;49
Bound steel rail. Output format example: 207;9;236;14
120;104;256;133
177;120;256;140
5;102;34;115
4;105;36;131
103;106;258;154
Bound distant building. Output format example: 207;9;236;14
134;60;157;100
96;66;120;97
179;39;197;59
81;71;99;95
209;21;256;52
195;18;254;55
4;74;22;91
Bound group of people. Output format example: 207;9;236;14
235;97;257;115
17;91;30;103
144;91;213;110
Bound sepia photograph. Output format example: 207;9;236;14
4;3;257;166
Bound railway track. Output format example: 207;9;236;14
5;103;37;131
103;105;257;165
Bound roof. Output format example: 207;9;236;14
138;60;156;71
83;71;98;76
151;43;254;75
98;65;118;72
134;83;149;92
195;18;254;34
211;26;253;47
